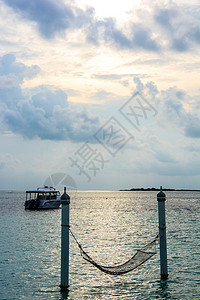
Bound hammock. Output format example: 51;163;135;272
70;229;158;276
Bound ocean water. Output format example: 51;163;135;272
0;190;199;300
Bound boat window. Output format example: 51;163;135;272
46;193;51;200
37;193;44;199
51;193;56;199
28;193;33;200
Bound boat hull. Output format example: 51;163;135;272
24;199;61;210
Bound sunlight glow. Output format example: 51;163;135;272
76;0;141;20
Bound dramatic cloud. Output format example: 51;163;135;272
3;0;199;52
131;25;160;51
0;54;101;141
154;7;200;52
4;0;75;39
85;17;160;51
1;54;199;145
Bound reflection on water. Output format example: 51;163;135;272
0;190;199;299
60;289;69;299
156;280;174;299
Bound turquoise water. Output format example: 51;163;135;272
0;190;199;299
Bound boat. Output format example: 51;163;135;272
24;186;61;210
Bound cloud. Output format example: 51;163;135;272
1;54;199;144
130;140;199;177
103;18;132;49
154;7;200;52
2;87;101;141
86;4;199;52
0;53;40;87
3;0;199;52
130;147;200;177
0;54;102;142
132;77;200;139
85;17;160;51
134;77;144;92
146;135;177;164
84;3;200;53
155;150;176;163
154;8;177;30
94;74;122;80
92;90;116;101
154;161;200;176
185;119;200;138
160;87;200;138
4;0;75;39
131;25;160;51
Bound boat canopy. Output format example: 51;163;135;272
26;187;60;193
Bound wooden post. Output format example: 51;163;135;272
60;187;70;290
157;186;168;280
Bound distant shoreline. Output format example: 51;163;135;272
120;188;200;192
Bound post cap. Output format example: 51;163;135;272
157;186;166;200
61;187;70;204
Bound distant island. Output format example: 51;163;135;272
120;187;200;192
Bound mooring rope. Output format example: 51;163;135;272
69;228;82;249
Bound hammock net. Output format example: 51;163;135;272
70;229;158;276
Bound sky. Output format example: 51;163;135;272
0;0;199;191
